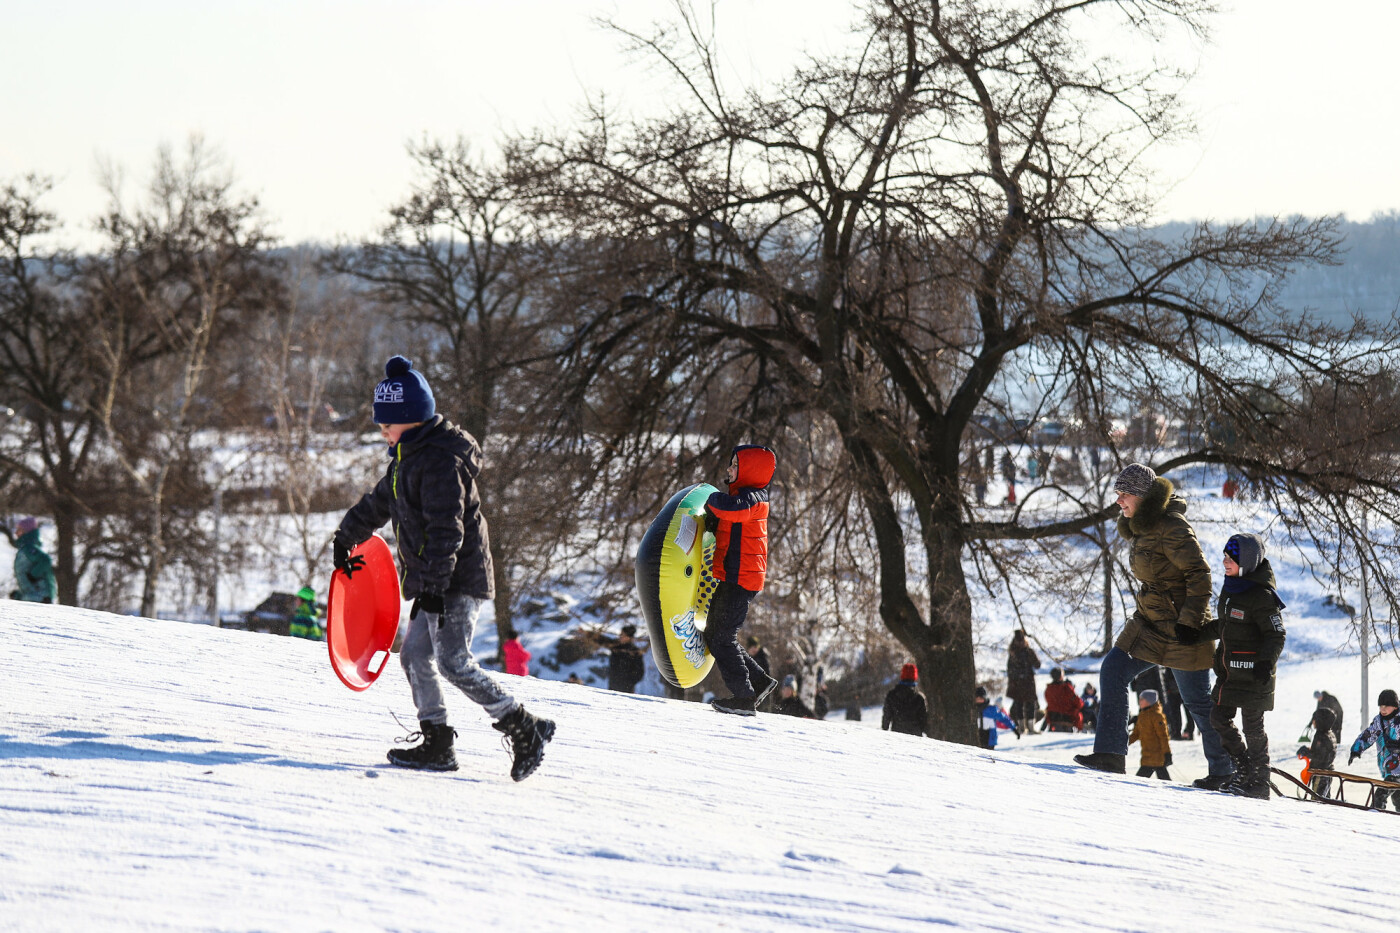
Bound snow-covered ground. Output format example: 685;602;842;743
5;600;1400;932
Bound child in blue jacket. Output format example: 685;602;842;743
1348;689;1400;811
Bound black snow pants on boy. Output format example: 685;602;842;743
704;580;767;698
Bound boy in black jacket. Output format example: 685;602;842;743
334;356;554;781
1299;706;1337;799
882;663;928;736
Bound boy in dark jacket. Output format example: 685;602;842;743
882;663;928;736
334;356;554;781
1298;706;1337;799
607;624;646;693
704;444;778;716
1208;532;1286;799
774;675;814;718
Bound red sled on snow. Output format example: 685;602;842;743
326;534;402;691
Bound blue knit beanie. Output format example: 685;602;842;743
372;356;435;424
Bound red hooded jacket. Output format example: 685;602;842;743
704;445;776;592
502;638;531;676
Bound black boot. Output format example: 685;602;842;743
753;676;779;707
1192;770;1236;791
712;695;757;716
1073;752;1126;774
387;720;459;772
493;706;556;782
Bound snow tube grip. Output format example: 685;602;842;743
635;483;719;688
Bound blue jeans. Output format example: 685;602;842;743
1093;647;1233;776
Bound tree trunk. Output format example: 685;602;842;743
916;523;977;744
491;543;516;642
141;493;163;619
1101;531;1114;656
52;501;80;607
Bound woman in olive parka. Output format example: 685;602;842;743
1075;464;1234;785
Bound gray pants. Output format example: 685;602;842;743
400;591;518;724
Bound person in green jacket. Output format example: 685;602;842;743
288;586;323;640
1075;464;1233;785
9;516;56;604
1209;532;1286;799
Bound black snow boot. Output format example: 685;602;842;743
712;695;757;717
1073;752;1126;774
1230;759;1272;800
387;720;459;772
493;706;556;782
753;676;779;707
1192;770;1235;791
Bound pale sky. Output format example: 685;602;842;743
3;0;1398;247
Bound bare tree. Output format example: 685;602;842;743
509;0;1400;741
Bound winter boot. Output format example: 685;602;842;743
1073;752;1126;774
492;706;556;782
387;720;459;772
711;695;757;717
753;676;779;707
1192;770;1236;791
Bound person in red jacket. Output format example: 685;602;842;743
1043;667;1085;732
704;444;778;716
502;635;531;676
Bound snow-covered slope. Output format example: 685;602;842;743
3;601;1398;932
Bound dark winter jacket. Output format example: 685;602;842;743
749;646;772;677
1351;711;1400;780
1316;691;1344;742
1115;478;1215;670
608;641;646;692
1006;644;1040;708
704;445;776;592
1209;559;1287;710
1129;702;1172;768
775;694;815;719
336;416;494;599
1300;707;1337;772
882;681;927;736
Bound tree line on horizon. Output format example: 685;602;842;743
6;0;1400;741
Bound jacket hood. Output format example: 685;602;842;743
730;444;776;492
1241;558;1279;591
395;416;484;479
1119;477;1181;536
1313;707;1336;734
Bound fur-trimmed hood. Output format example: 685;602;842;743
1117;477;1183;537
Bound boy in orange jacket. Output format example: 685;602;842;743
704;445;777;716
1130;689;1172;779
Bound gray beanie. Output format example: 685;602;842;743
1139;689;1159;706
1114;463;1157;498
1224;533;1265;574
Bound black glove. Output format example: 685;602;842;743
333;536;365;579
1349;750;1360;765
1174;624;1200;645
412;591;445;619
1253;663;1272;682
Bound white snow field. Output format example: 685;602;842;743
4;601;1400;932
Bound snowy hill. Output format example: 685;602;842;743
4;601;1400;932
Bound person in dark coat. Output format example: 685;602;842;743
745;637;772;676
1005;629;1040;734
774;675;814;718
882;663;927;736
704;445;779;716
1209;532;1287;799
335;356;553;780
1080;683;1099;733
1314;690;1344;744
1299;706;1337;799
607;624;646;693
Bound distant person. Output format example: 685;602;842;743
1080;683;1100;733
334;355;553;779
1043;668;1084;732
813;682;830;720
1298;707;1337;799
607;624;645;693
977;693;1020;749
970;454;988;507
1348;690;1400;811
1000;450;1017;506
845;696;863;722
882;663;927;736
1129;689;1172;780
1209;532;1286;799
566;673;584;685
288;586;323;640
1005;629;1040;734
775;675;814;719
1075;464;1231;787
7;516;55;604
1314;689;1344;744
503;634;531;677
745;636;772;678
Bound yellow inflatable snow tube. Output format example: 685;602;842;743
635;483;719;688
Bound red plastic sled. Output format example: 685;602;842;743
326;534;402;691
